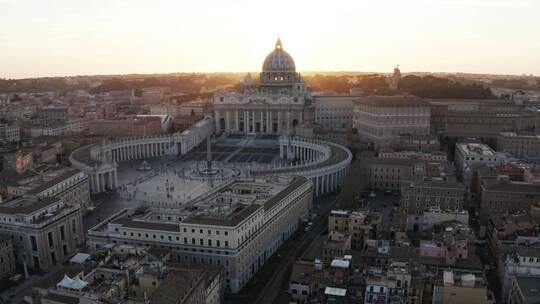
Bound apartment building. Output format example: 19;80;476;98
0;235;16;280
479;174;540;223
0;123;20;143
455;142;508;177
328;209;382;250
0;196;85;270
401;179;465;217
497;132;540;159
89;116;162;137
1;167;92;213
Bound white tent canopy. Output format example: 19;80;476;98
57;275;75;289
57;274;88;290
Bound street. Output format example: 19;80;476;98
225;195;338;304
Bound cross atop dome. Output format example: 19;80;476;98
275;37;282;50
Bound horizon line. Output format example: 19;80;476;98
2;69;537;81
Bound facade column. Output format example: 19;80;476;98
235;111;239;131
226;110;231;131
269;111;273;133
260;111;264;133
93;174;98;193
244;111;249;133
277;111;282;133
266;111;270;133
89;174;95;193
315;177;320;196
326;175;330;193
215;111;221;133
287;111;291;130
252;111;256;133
97;173;102;193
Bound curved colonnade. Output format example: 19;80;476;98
70;117;352;197
252;136;352;196
70;117;213;194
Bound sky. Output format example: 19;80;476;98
0;0;539;79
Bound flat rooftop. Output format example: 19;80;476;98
0;196;62;215
456;143;496;156
98;176;307;230
354;95;429;107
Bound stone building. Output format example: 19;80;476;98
0;235;15;280
0;196;85;270
352;96;431;149
479;174;540;223
497;132;540;159
89;116;163;137
401;178;465;218
0;123;20;143
328;209;382;250
508;276;540;304
213;38;310;134
2;151;34;175
429;99;538;140
313;95;355;129
0;166;92;213
322;231;352;262
455;142;509;180
88;176;313;293
359;157;413;191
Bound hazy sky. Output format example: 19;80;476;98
1;0;539;79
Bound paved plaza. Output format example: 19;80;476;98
114;135;286;208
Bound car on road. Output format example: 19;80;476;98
369;192;377;198
384;190;392;195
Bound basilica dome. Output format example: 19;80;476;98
262;38;296;72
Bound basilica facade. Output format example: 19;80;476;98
213;38;312;134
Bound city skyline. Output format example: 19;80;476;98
1;0;540;79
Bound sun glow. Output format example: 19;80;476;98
0;0;539;78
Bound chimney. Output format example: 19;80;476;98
496;175;510;184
